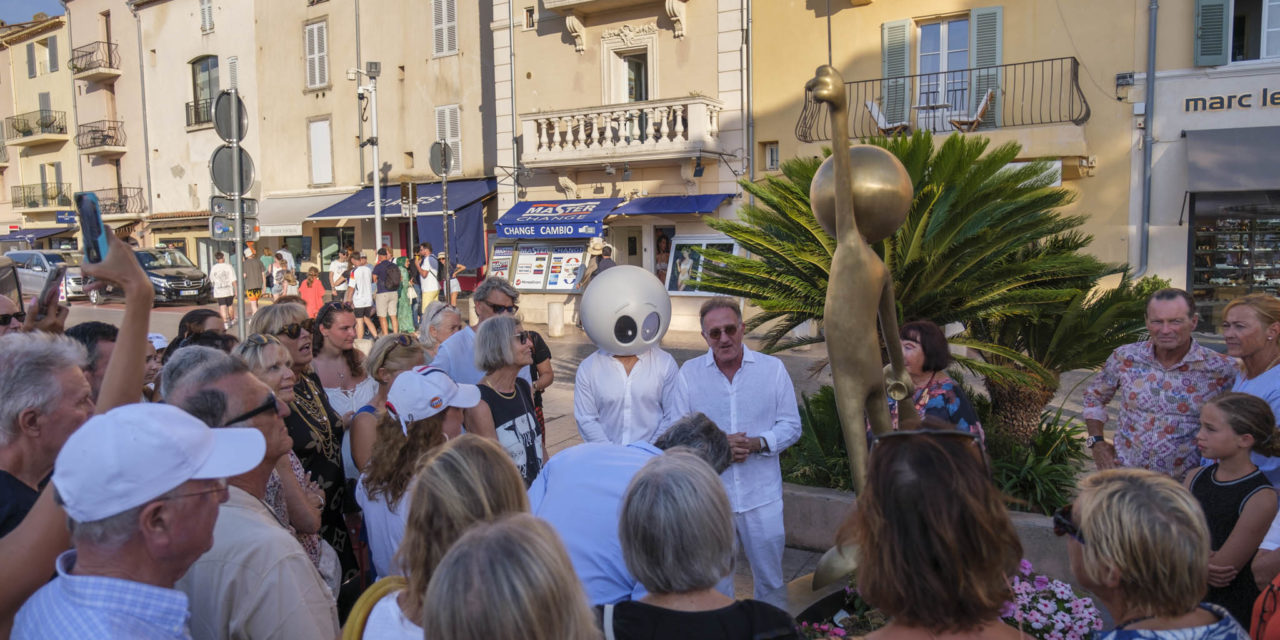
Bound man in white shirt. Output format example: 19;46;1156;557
209;251;236;328
328;249;349;301
432;277;531;385
575;346;686;444
350;252;377;341
678;297;801;609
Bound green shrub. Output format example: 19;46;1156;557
781;385;853;492
993;408;1089;515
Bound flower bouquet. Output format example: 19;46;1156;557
1001;559;1104;640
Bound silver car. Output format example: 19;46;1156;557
4;250;87;300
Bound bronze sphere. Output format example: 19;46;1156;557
810;145;914;243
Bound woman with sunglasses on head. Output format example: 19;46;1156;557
235;333;341;591
1065;468;1250;639
464;315;545;486
347;334;429;473
836;429;1023;639
418;300;464;363
248;302;360;599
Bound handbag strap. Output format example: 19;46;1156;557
603;603;616;640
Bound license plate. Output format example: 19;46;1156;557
180;290;199;296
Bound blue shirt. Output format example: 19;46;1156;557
14;550;192;639
1093;602;1249;639
528;441;661;605
433;325;531;386
1230;368;1280;486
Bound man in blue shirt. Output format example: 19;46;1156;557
433;276;531;385
371;248;400;336
14;404;265;639
528;412;730;605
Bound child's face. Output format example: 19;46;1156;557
1196;403;1252;459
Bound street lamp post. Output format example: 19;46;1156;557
350;63;382;250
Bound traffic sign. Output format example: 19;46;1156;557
210;196;258;218
210;215;259;242
209;146;255;196
429;142;453;175
213;91;249;144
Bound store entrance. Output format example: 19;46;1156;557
608;226;644;268
1190;191;1280;331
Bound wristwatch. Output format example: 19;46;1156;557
757;436;770;454
1085;435;1107;449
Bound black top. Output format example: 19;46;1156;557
0;470;40;538
527;330;552;409
478;378;544;486
1190;463;1273;625
372;260;397;293
596;257;618;273
603;599;801;640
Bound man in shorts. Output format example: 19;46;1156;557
371;248;400;336
350;252;376;340
209;251;236;328
329;249;350;303
241;247;266;316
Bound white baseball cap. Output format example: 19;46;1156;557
147;332;169;351
53;404;266;522
385;366;481;434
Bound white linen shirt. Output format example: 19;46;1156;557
679;345;802;513
574;347;688;444
351;265;374;308
328;260;348;292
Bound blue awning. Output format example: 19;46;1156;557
415;197;488;273
308;177;496;219
495;198;623;240
611;193;734;216
0;227;73;243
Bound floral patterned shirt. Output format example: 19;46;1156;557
1082;340;1237;480
1092;603;1249;639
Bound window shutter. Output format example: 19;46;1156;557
1194;0;1229;66
200;0;213;33
969;6;1002;127
316;22;329;86
304;24;317;87
309;119;333;185
39;92;52;113
54;162;63;192
48;37;58;72
27;43;36;78
446;0;458;54
880;20;911;125
433;0;447;55
435;106;461;174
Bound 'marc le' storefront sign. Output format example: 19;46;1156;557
495;199;623;239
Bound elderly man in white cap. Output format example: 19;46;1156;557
13;404;265;639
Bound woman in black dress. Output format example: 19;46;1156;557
462;314;545;486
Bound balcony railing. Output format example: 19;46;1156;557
12;183;73;210
521;96;723;166
69;41;120;79
5;110;68;141
796;57;1091;142
186;99;213;127
92;187;145;215
77;120;127;151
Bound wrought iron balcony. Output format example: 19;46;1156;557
91;187;145;215
520;96;724;167
5;110;70;146
796;57;1091;142
186;99;213;127
12;183;73;211
77;120;127;156
69;41;121;82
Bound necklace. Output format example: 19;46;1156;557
292;376;340;461
483;379;517;400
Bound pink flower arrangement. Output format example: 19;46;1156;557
1002;559;1104;640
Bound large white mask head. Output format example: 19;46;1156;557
580;265;671;356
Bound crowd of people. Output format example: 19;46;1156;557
6;226;1280;640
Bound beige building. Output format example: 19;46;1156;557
490;0;750;329
0;15;80;248
65;0;150;240
131;0;261;267
253;0;498;278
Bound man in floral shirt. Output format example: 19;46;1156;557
1082;288;1237;479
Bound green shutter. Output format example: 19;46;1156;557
48;36;58;73
881;20;912;126
1194;0;1230;66
26;43;35;78
969;6;1002;128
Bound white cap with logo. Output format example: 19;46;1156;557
53;403;266;522
385;366;481;434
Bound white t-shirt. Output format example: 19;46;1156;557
355;478;408;578
363;591;421;640
1262;508;1280;551
352;265;374;308
210;263;236;298
329;260;349;292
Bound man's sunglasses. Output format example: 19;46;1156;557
0;311;25;325
225;392;280;426
706;323;739;341
1052;504;1085;544
482;300;519;315
160;478;229;502
275;318;315;340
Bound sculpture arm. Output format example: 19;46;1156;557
877;275;918;430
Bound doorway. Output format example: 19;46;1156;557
608;226;644;268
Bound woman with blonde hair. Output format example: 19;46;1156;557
838;431;1023;639
347;434;528;639
1065;468;1249;638
423;513;598;640
347;334;429;472
1223;293;1280;484
356;365;480;579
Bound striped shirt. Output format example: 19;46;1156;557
14;550;192;639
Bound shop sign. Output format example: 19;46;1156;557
1184;89;1280;112
489;245;514;281
55;211;75;224
512;244;550;290
545;246;585;291
498;221;600;239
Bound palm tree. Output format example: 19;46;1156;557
695;131;1153;447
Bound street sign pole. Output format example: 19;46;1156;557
441;170;450;302
231;85;245;340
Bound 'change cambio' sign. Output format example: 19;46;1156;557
498;200;618;239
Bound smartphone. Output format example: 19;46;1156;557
76;192;110;263
36;264;66;320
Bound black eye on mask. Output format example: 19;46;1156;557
614;315;638;344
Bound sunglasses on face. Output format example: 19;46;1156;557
160;478;229;502
275;319;315;340
225;392;280;426
0;311;25;325
515;330;530;345
706;323;739;341
482;300;519;315
1052;504;1085;544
